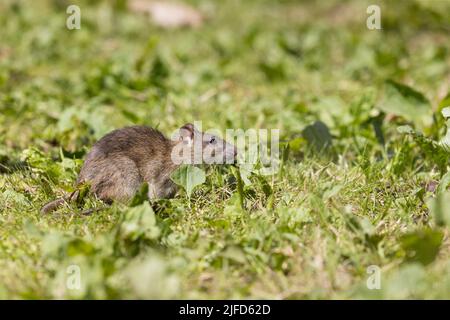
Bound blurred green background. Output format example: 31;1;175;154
0;0;450;299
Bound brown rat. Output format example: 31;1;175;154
41;123;237;213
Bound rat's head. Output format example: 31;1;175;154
172;123;237;165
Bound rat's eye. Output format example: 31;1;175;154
209;137;216;144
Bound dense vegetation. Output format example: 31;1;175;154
1;0;450;299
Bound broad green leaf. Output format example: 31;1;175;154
238;164;253;186
400;228;443;265
57;106;112;139
221;246;247;264
302;120;332;152
149;55;170;88
427;190;450;227
259;60;286;81
440;107;450;150
385;264;427;299
288;137;306;153
397;125;414;134
1;189;29;206
129;182;149;207
437;170;450;194
121;256;179;299
20;147;80;182
170;165;206;198
313;96;347;128
442;106;450;118
378;80;432;129
119;202;160;241
438;93;450;111
75;182;90;206
323;184;343;200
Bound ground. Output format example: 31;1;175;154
1;0;450;299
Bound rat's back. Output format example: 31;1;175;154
77;126;172;202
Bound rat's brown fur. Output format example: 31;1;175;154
77;126;179;202
41;124;236;213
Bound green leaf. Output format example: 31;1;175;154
378;80;432;129
427;190;450;227
170;165;206;198
437;171;450;194
442;106;450;119
231;166;245;210
384;264;427;299
221;246;247;264
302;120;332;152
129;182;149;207
121;256;179;299
149;55;170;88
397;124;449;174
238;164;253;186
397;125;414;134
288;137;305;153
259;60;286;81
440;107;450;150
1;189;29;207
121;109;140;123
119;202;160;241
400;228;443;265
75;182;90;207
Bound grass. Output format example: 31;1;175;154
1;0;450;299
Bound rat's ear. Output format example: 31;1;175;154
179;123;195;144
